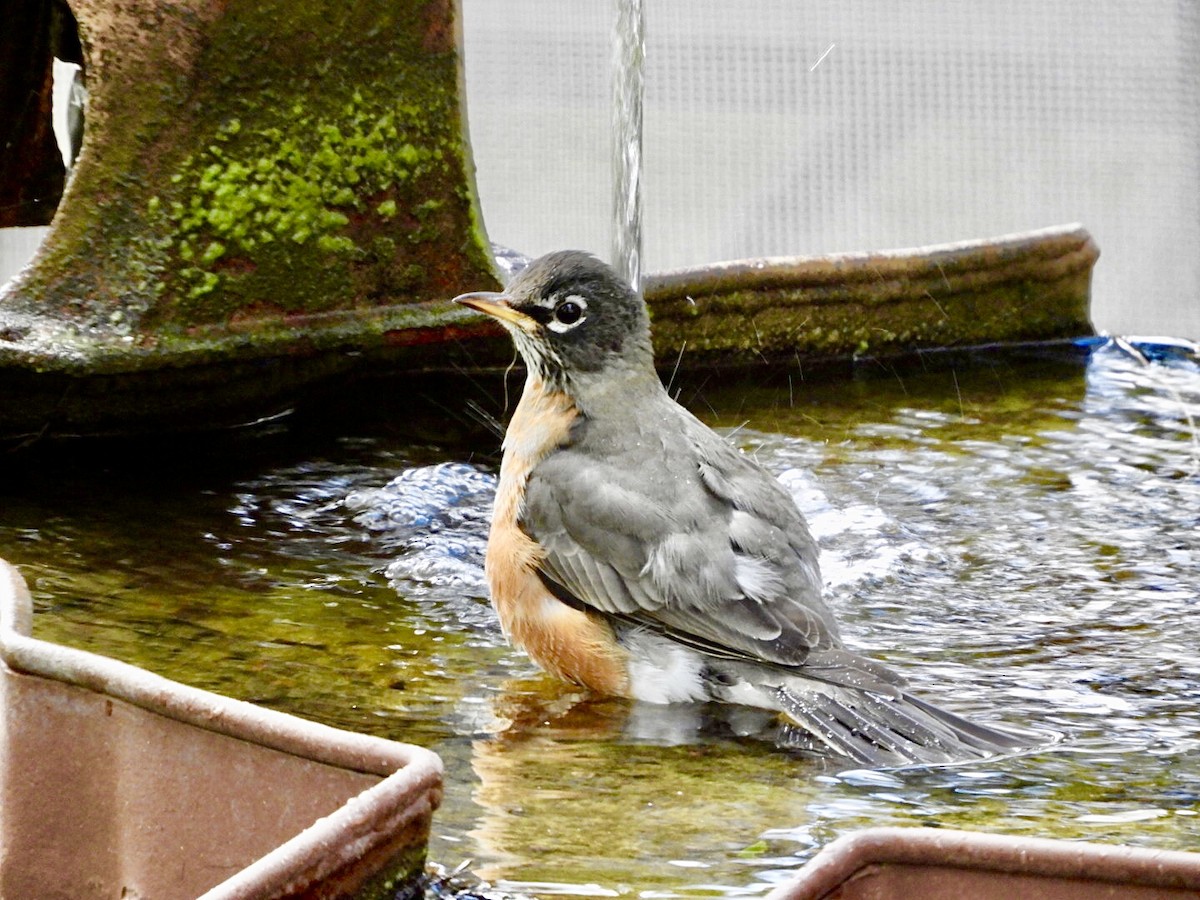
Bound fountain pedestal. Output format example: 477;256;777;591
0;0;502;439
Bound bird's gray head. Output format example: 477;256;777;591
453;251;654;388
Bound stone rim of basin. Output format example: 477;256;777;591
0;223;1097;440
0;223;1096;375
764;826;1200;899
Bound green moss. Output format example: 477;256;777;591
200;241;226;265
413;199;442;220
2;0;500;349
186;269;220;300
644;262;1092;365
156;90;450;310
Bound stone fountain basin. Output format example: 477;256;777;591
767;827;1200;900
0;558;442;900
0;0;1097;441
0;223;1097;440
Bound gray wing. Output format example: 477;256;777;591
521;400;848;671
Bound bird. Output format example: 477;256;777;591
452;250;1034;766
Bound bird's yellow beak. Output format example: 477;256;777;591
452;291;537;333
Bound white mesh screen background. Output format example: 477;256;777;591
461;1;1200;338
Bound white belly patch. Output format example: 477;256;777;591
620;630;709;704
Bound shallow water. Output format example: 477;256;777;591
2;338;1199;896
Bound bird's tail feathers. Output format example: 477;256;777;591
774;681;1040;767
794;648;908;697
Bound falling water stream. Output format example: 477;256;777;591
611;0;644;294
2;338;1198;896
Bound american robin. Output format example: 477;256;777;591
454;250;1032;766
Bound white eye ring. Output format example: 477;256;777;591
547;294;588;333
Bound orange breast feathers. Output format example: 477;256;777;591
486;380;631;696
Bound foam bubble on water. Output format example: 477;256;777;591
345;462;495;601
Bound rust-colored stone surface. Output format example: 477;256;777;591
0;0;501;437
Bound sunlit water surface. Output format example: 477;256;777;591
2;339;1198;896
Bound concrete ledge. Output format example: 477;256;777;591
0;558;443;900
645;223;1097;363
766;826;1200;900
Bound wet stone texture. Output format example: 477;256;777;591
645;226;1097;364
0;0;498;371
0;0;509;438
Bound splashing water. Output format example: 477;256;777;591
3;341;1200;895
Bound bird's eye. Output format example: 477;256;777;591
546;295;588;332
555;301;582;325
